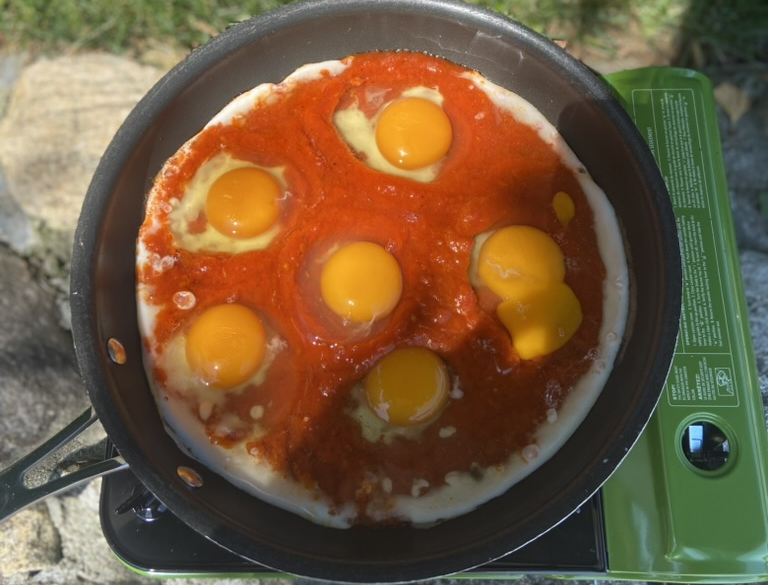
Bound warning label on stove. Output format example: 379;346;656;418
667;357;738;406
627;86;739;408
676;213;724;350
656;91;707;209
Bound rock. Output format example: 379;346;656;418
42;479;152;585
0;53;164;330
714;69;768;254
0;53;163;244
0;168;35;265
740;249;768;414
0;504;61;576
0;53;26;118
0;247;112;585
0;251;88;467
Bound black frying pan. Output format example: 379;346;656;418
7;0;682;582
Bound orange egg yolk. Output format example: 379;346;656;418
553;191;576;227
375;97;452;170
320;241;403;323
476;225;583;359
185;303;267;389
477;225;565;300
496;283;583;360
364;347;449;426
206;167;281;238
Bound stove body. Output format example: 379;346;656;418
99;68;768;583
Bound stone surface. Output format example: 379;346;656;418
720;81;768;254
0;504;61;575
0;53;163;243
0;53;164;331
741;249;768;415
0;43;766;585
0;250;88;466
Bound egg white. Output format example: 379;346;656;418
333;86;448;183
346;375;463;445
140;300;287;433
467;230;493;291
168;153;287;254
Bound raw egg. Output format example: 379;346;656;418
206;166;281;239
142;299;286;434
474;225;565;301
320;241;403;323
553;191;576;227
334;86;453;182
470;225;583;359
347;347;457;445
185;303;267;389
375;97;452;170
365;347;449;426
496;283;583;360
168;153;288;253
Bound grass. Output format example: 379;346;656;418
0;0;765;67
676;0;768;66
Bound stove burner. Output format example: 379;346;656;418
114;482;167;522
100;450;607;576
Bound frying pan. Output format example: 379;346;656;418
0;0;681;581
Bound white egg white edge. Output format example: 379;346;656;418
205;59;351;129
154;383;358;529
136;58;628;529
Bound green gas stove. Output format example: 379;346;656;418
100;67;768;583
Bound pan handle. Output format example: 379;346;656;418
0;407;128;523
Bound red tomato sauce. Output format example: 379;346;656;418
137;52;606;523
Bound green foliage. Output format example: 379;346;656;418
0;0;296;53
678;0;768;64
0;0;663;55
0;0;765;67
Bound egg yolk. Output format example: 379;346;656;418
364;347;449;426
477;225;565;301
375;97;452;170
206;167;280;239
185;303;267;389
496;283;583;360
320;241;403;323
476;225;584;359
553;191;576;227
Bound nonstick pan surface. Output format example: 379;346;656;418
70;0;681;581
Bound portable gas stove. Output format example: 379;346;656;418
99;68;768;582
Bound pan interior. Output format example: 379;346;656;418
71;0;680;581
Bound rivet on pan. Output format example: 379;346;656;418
177;466;204;488
106;338;127;365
